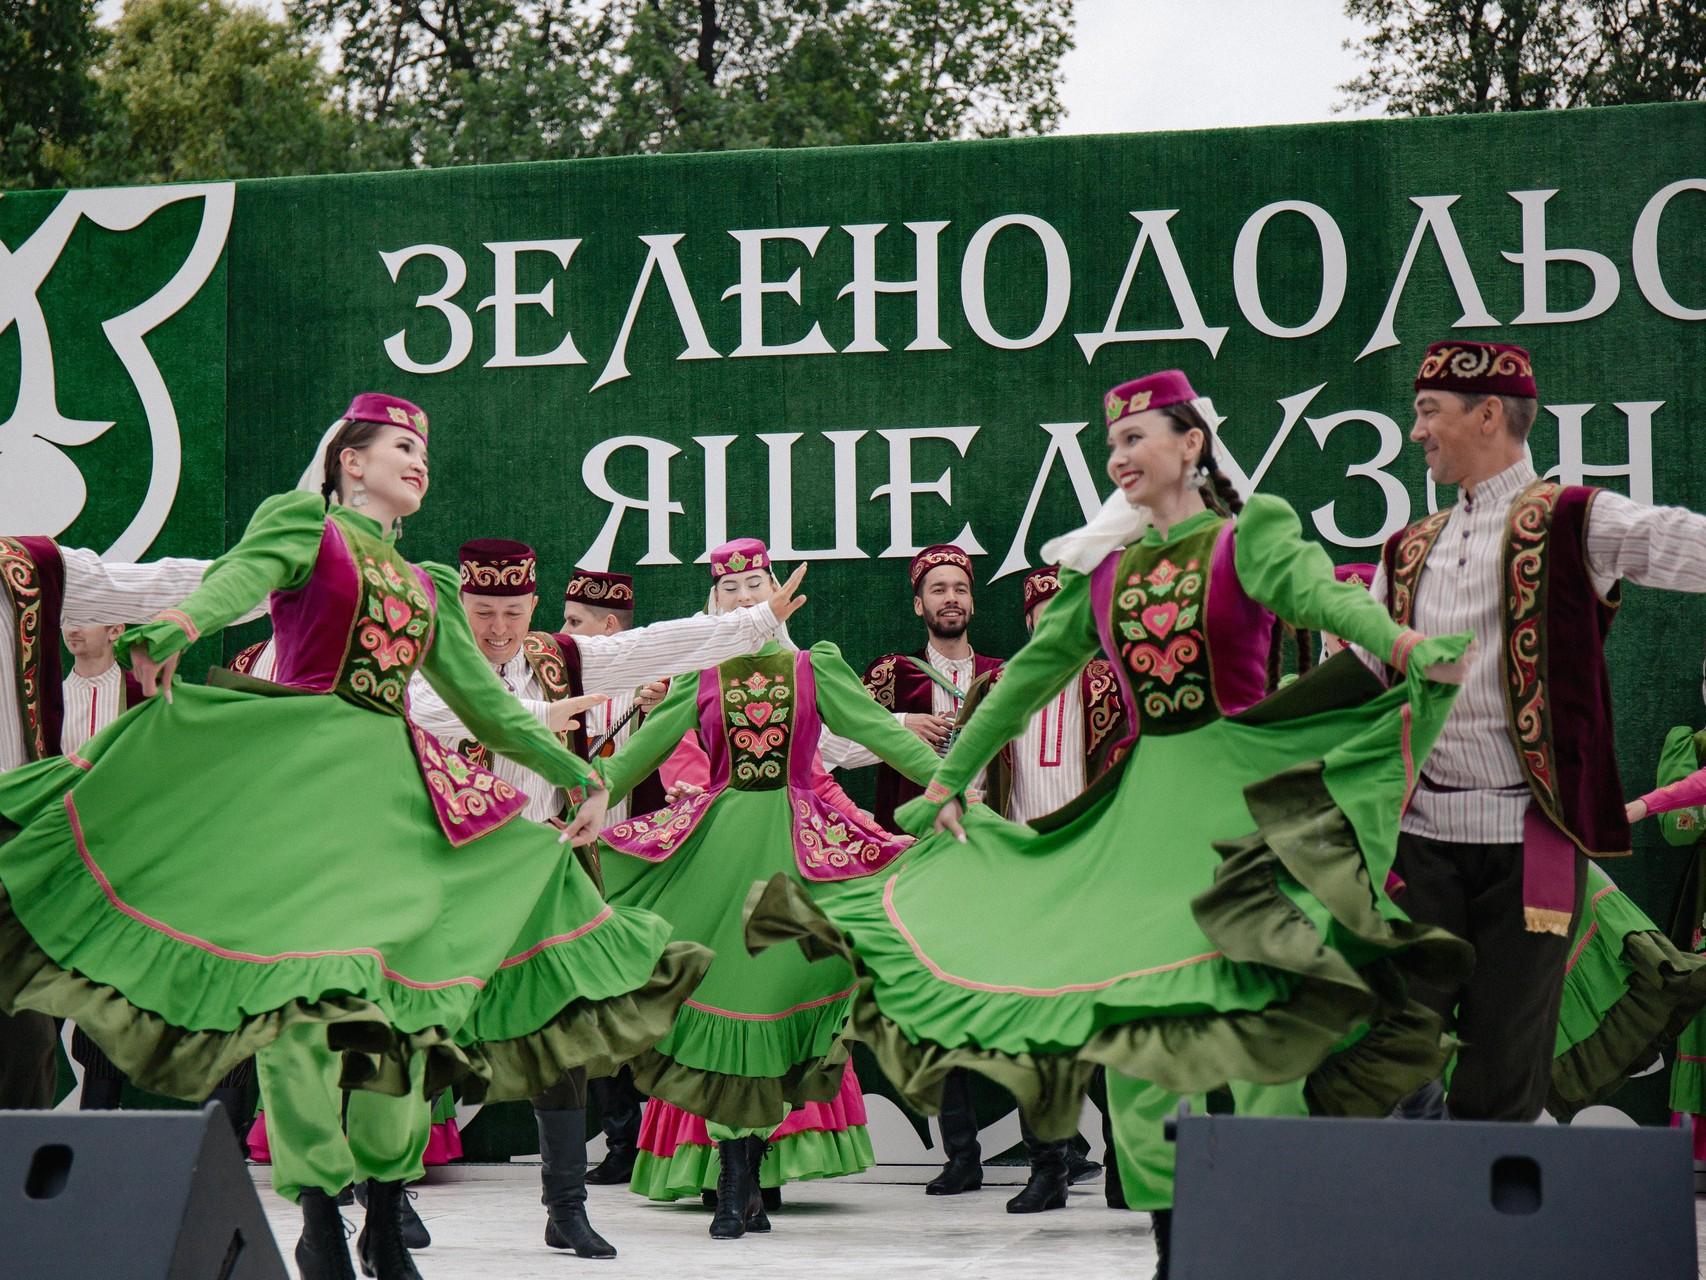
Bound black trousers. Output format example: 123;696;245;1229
1393;832;1588;1121
532;1067;589;1112
0;1010;58;1108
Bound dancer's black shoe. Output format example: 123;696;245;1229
925;1152;983;1195
709;1140;753;1239
1064;1147;1103;1185
742;1138;772;1232
356;1180;423;1280
1005;1143;1069;1213
294;1187;355;1280
354;1179;430;1250
1151;1209;1172;1280
584;1142;636;1185
537;1108;617;1258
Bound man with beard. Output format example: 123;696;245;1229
839;544;1003;1196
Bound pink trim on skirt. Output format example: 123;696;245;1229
637;1062;868;1159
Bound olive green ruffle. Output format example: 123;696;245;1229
1549;930;1706;1120
624;1032;852;1131
0;872;711;1105
746;762;1473;1141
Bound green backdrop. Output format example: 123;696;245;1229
4;101;1705;1130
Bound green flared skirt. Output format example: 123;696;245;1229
747;655;1474;1139
1551;863;1706;1119
601;788;856;1129
0;683;709;1104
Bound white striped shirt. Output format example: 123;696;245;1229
820;642;988;795
408;602;782;822
1007;681;1087;825
1357;458;1706;843
59;665;126;756
0;549;213;773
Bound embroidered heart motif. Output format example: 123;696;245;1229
1141;602;1180;639
746;701;775;727
370;632;414;670
383;596;413;631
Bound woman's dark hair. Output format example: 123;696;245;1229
1266;620;1317;693
319;419;387;506
1157;401;1244;517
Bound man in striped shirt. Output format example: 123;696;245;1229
1357;339;1706;1123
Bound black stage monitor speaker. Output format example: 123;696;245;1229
1170;1112;1695;1280
1;1104;288;1280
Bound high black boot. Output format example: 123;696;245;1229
356;1180;423;1280
1063;1136;1103;1186
585;1071;642;1185
743;1138;772;1232
205;1086;250;1152
295;1187;355;1280
709;1139;753;1240
1151;1209;1172;1280
925;1069;983;1195
353;1179;430;1250
1006;1140;1070;1213
537;1107;617;1258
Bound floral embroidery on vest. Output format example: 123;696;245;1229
793;794;892;875
523;631;576;750
1503;482;1562;814
0;538;47;760
1385;508;1450;631
1113;539;1212;726
1083;657;1124;761
725;658;793;788
344;552;433;711
411;722;521;829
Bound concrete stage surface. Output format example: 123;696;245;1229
254;1163;1155;1278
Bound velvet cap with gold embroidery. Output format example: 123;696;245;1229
1103;370;1198;429
910;544;974;593
459;538;536;596
1414;341;1537;399
710;538;770;579
343;392;429;443
1023;565;1062;618
565;570;635;610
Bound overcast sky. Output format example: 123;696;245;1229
96;0;1384;134
1058;0;1382;133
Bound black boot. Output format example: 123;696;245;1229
356;1180;423;1280
709;1139;752;1240
743;1138;772;1232
1063;1136;1103;1185
585;1071;642;1185
925;1069;983;1195
1151;1209;1172;1280
294;1187;355;1280
1006;1140;1070;1213
205;1086;250;1153
354;1179;430;1250
537;1107;617;1258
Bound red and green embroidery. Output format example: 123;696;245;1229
1502;483;1561;815
724;656;793;788
344;548;433;711
1112;529;1217;727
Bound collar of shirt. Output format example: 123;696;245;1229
925;642;976;684
65;665;121;688
1459;457;1537;512
491;651;529;690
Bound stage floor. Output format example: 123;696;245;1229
253;1163;1154;1278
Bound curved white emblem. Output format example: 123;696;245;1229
0;183;234;560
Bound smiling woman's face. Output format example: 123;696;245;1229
1105;408;1199;509
343;425;430;514
715;570;775;612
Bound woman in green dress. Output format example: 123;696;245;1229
746;369;1473;1276
597;537;942;1240
0;394;709;1280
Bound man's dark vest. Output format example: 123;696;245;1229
0;537;67;761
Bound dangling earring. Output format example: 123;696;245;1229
349;480;370;508
1192;463;1210;491
390;517;403;542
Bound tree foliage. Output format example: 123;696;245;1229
0;0;104;189
1341;0;1706;114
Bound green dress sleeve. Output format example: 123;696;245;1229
120;491;325;662
416;562;599;793
598;672;703;805
922;568;1102;808
1656;725;1706;848
810;641;940;785
1233;494;1463;673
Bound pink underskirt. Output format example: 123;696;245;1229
638;1062;868;1158
1670;1112;1706;1161
246;1111;463;1165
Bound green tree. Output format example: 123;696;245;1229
1340;0;1706;115
0;0;104;189
294;0;1074;168
74;0;355;185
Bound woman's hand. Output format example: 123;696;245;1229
768;564;809;622
1626;797;1650;823
933;797;967;843
664;780;706;805
130;644;180;703
560;788;611;845
1422;639;1476;686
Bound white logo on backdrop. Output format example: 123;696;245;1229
0;184;234;560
